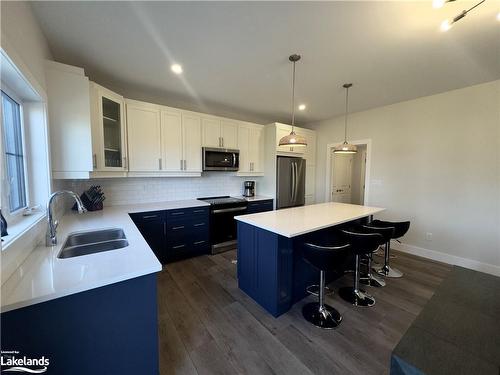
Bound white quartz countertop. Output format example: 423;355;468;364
235;202;385;238
1;199;209;313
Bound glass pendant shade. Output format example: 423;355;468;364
278;131;307;147
333;141;357;154
279;54;308;147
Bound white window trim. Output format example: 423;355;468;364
1;82;30;220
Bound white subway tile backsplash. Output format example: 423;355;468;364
62;173;262;206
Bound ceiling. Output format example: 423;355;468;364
31;1;500;125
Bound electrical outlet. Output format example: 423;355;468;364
425;232;433;241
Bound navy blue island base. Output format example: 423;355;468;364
237;219;366;317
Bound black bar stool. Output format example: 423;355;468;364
369;220;410;278
358;224;394;287
302;238;350;329
339;230;383;307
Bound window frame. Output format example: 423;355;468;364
1;83;30;220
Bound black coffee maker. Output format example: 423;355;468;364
243;181;255;197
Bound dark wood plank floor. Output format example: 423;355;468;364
157;250;452;375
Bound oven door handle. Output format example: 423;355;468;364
212;206;247;214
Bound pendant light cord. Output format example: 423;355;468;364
344;85;349;143
291;60;296;129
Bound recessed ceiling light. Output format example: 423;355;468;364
171;64;183;74
440;19;453;31
432;0;445;9
497;12;500;21
298;104;306;111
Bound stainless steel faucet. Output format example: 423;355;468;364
46;190;86;247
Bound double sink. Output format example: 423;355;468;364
58;228;129;259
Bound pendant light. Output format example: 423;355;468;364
333;83;357;154
278;54;307;147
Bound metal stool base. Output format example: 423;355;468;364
302;302;342;329
374;265;403;278
360;274;386;287
306;285;333;297
339;287;376;307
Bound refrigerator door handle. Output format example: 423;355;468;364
293;162;298;203
291;162;295;203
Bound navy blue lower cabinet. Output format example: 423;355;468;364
246;199;274;214
130;211;166;263
1;273;159;375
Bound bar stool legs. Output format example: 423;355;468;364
302;270;343;329
339;255;376;307
360;253;386;287
374;242;403;278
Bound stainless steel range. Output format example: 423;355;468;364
197;196;248;254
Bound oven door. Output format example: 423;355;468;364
203;147;239;171
210;206;247;252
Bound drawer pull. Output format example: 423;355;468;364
171;211;185;216
193;209;205;213
193;223;205;227
172;244;186;249
141;214;158;219
172;226;185;230
194;240;205;245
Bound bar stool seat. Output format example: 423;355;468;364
338;229;384;307
302;237;350;329
368;220;410;278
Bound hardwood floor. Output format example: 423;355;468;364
157;250;452;375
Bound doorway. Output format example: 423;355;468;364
326;140;371;205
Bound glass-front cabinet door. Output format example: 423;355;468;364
90;83;127;172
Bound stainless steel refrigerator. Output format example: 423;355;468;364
276;156;306;209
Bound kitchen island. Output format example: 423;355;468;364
235;202;385;317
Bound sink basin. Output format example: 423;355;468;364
58;228;129;259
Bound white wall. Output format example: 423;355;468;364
62;173;262;207
310;80;500;274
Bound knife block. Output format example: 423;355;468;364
72;191;104;212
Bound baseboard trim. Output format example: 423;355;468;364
392;241;500;277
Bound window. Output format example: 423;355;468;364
1;90;27;213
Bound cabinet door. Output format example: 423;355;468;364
161;109;183;172
97;87;127;170
127;103;161;171
201;117;221;147
237;126;251;173
249;127;264;172
182;113;202;172
220;120;238;149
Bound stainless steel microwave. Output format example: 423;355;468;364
202;147;239;171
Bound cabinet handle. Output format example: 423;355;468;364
159;158;162;170
92;154;97;169
142;214;158;219
172;244;186;249
183;160;187;170
193;209;205;213
172;225;185;230
180;160;183;170
194;240;206;245
171;211;184;216
193;223;205;227
221;137;224;148
218;137;221;147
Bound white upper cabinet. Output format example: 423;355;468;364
45;61;92;179
201;117;238;149
182;113;202;172
201;117;221;148
220;120;238;149
127;100;161;172
161;109;183;172
237;123;264;175
90;82;127;172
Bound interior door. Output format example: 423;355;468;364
127;104;161;171
182;113;202;172
331;153;353;203
161;109;183;171
201;118;221;147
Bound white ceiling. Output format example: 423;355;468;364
31;1;500;125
